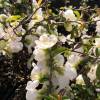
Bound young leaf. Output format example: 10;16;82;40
51;46;67;56
6;15;21;22
74;10;81;19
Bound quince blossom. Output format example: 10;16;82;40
96;21;100;34
63;9;77;21
25;35;38;53
87;64;97;82
0;25;5;39
26;80;39;100
7;37;23;53
35;34;58;49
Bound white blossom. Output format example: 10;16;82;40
33;48;46;61
26;90;38;100
36;26;47;35
16;25;26;35
66;34;75;44
87;64;97;82
59;35;67;43
52;73;70;90
25;35;38;53
82;35;91;44
35;34;58;49
54;54;64;67
96;21;100;34
31;62;48;81
7;37;23;53
26;80;39;92
95;38;100;48
0;14;7;22
7;41;23;53
65;62;77;80
53;62;77;90
28;8;43;29
63;9;77;21
4;26;16;40
68;52;82;66
76;74;85;85
0;25;5;39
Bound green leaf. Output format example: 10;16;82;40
64;50;71;57
6;15;21;22
51;46;67;56
74;10;81;19
96;64;100;80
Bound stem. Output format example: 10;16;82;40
47;49;54;95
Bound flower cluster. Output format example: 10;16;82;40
0;0;100;99
26;33;78;99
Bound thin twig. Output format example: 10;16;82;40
13;0;48;30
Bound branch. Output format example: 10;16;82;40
13;0;48;30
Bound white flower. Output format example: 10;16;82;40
31;62;48;80
52;73;70;90
59;35;67;43
25;35;38;53
63;9;77;21
17;0;22;3
65;62;77;80
87;64;97;82
96;21;100;33
31;66;41;80
33;48;46;61
0;25;5;39
53;62;77;90
35;34;58;49
63;9;77;32
36;26;47;35
16;25;26;35
26;80;39;91
28;8;43;29
54;54;64;67
0;14;7;22
7;37;23;53
4;26;17;40
26;90;38;100
32;0;38;7
93;16;100;21
67;48;83;66
66;34;75;44
82;28;88;35
82;35;91;44
32;62;36;67
95;38;100;48
8;41;23;53
28;20;36;29
76;74;85;85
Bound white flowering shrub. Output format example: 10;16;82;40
0;0;100;100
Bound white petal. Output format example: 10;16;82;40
26;90;38;100
26;80;39;91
